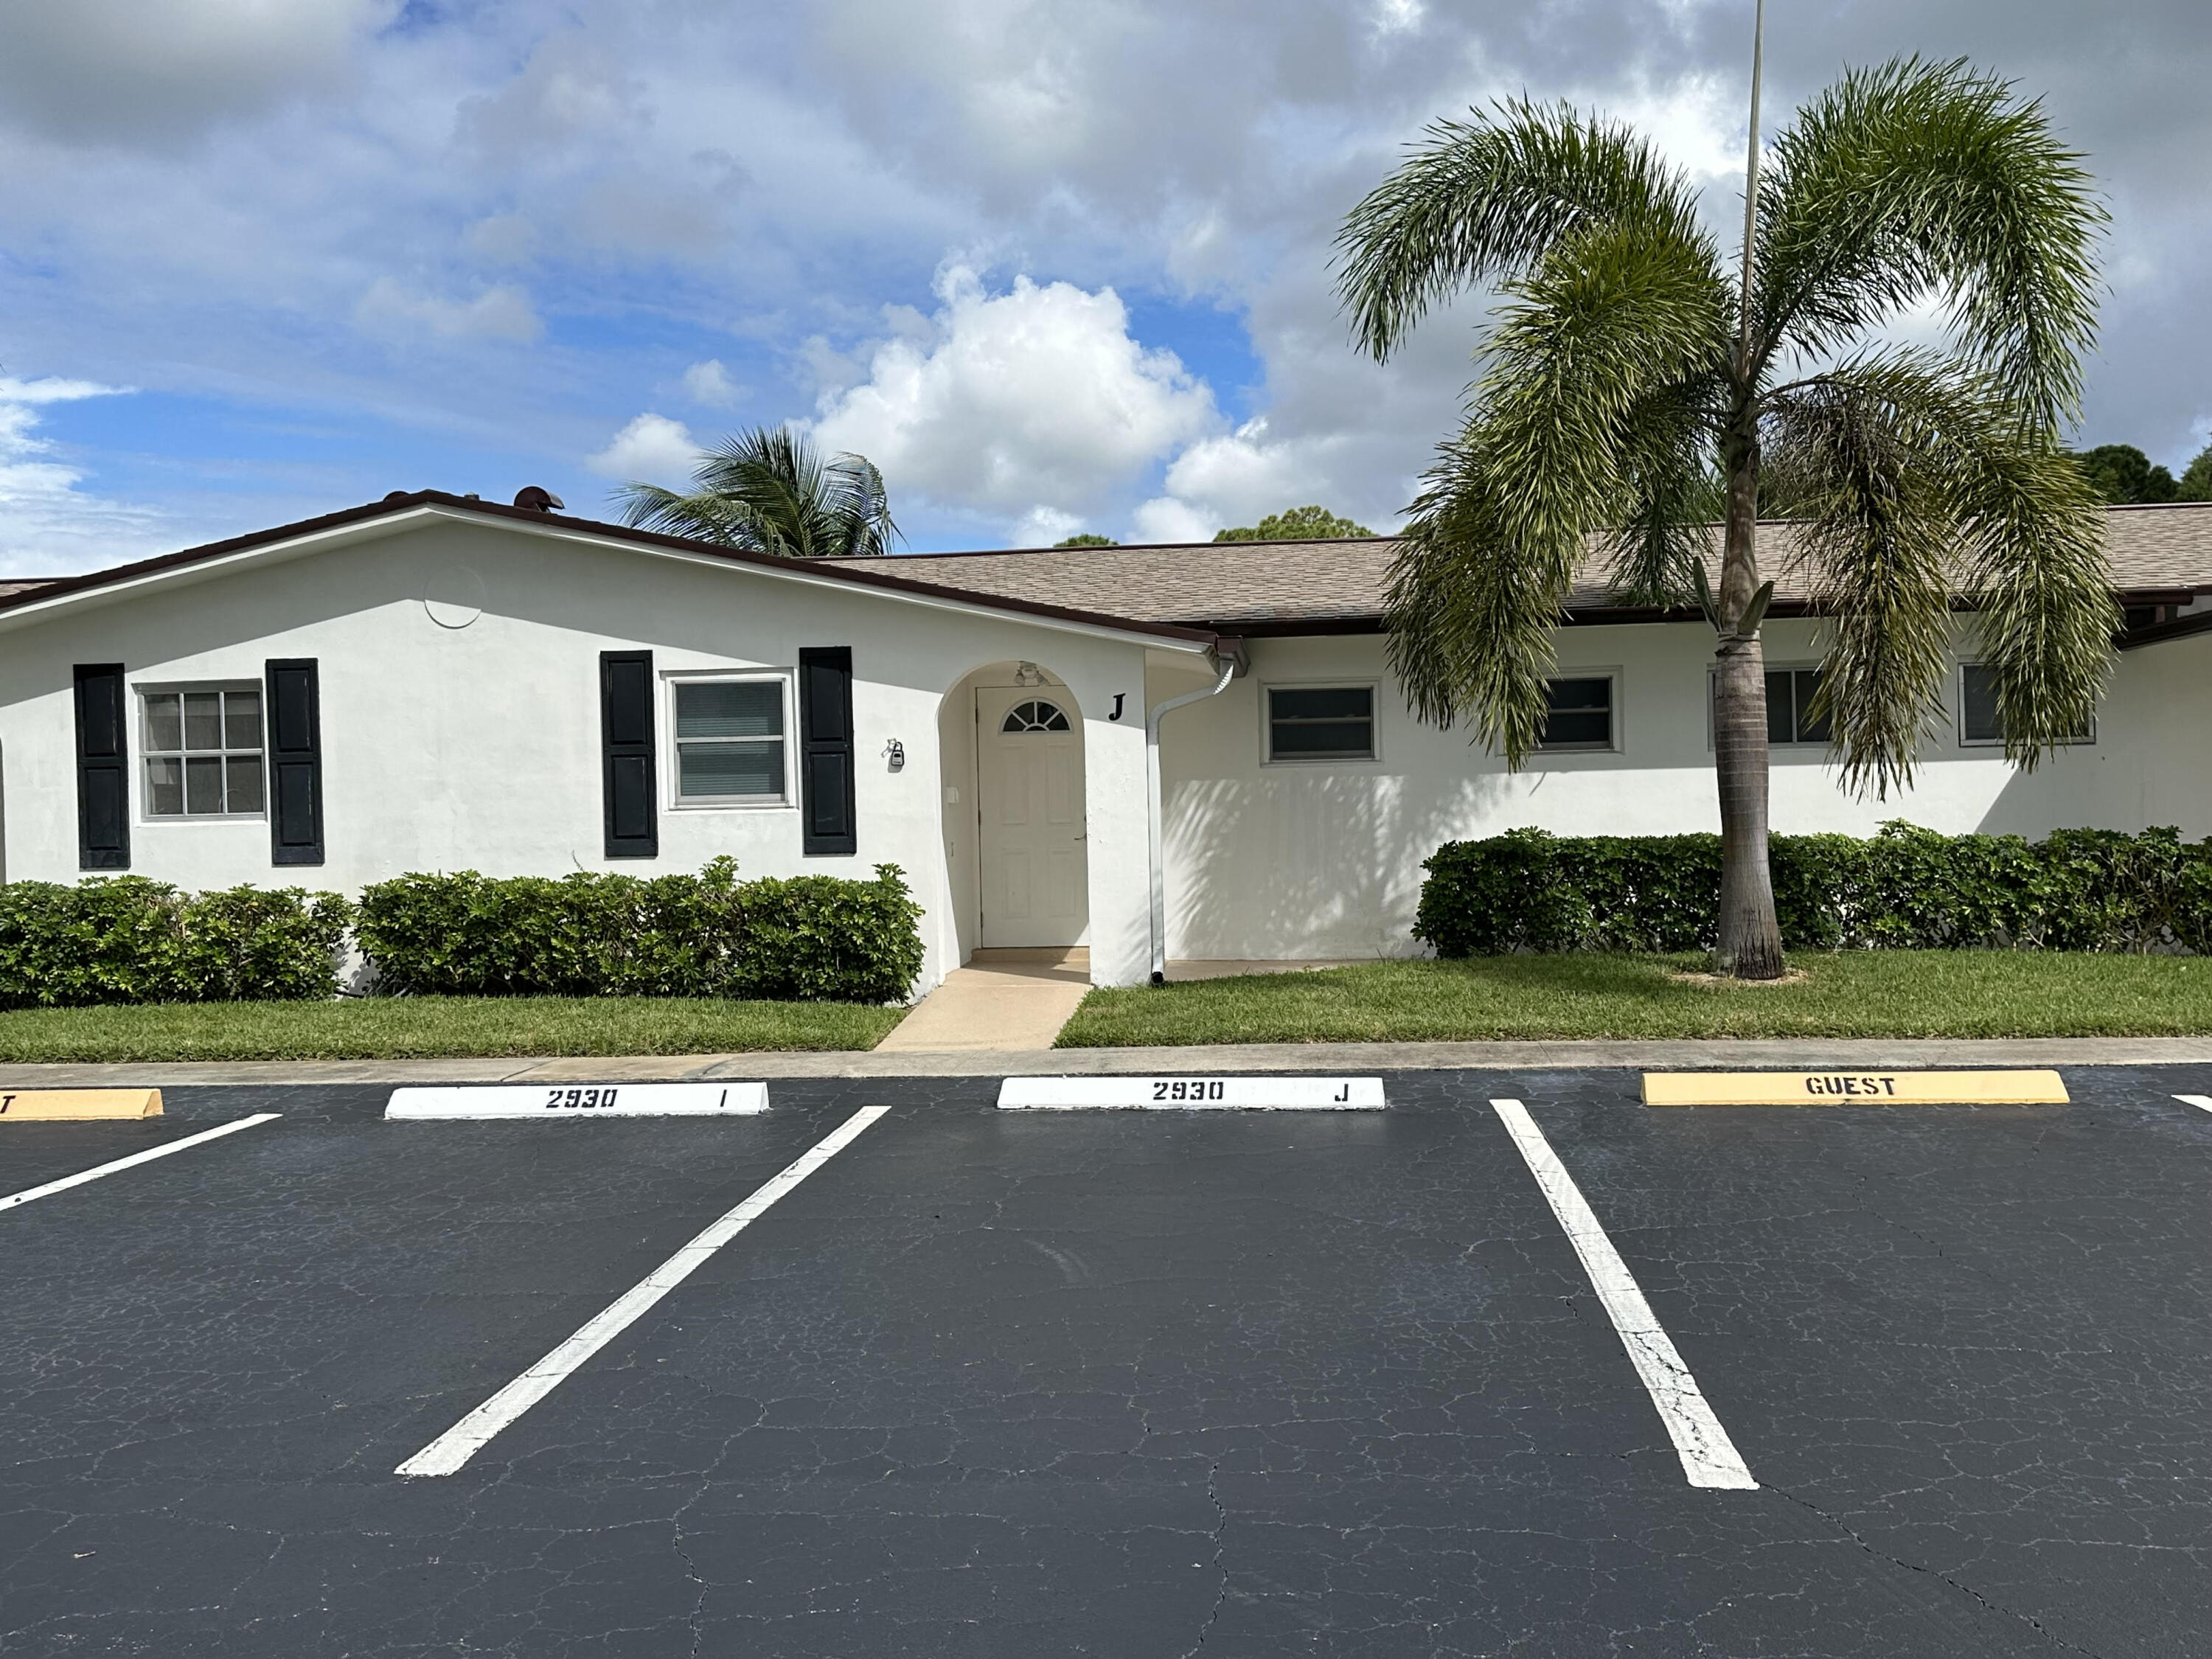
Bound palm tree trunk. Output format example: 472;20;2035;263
1711;421;1786;978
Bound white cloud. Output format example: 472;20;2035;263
1129;496;1218;545
808;263;1218;530
682;359;742;407
353;278;543;344
1371;0;1425;36
0;0;2207;563
1603;71;1747;184
1011;506;1083;546
0;378;166;576
586;413;700;484
1135;417;1388;543
0;376;134;408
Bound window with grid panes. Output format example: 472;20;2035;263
142;687;265;816
674;678;787;801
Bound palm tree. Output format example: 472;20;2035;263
614;425;900;557
1335;58;2115;977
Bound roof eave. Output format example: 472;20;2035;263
0;491;1220;653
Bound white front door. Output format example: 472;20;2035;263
976;686;1088;947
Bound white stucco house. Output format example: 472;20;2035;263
1;489;2208;993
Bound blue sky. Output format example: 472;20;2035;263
2;0;2209;574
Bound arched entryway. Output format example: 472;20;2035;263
939;664;1090;955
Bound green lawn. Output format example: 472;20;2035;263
1057;952;2212;1047
0;995;906;1063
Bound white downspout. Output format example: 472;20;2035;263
1146;654;1236;985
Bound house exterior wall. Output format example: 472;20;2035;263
6;509;2202;987
1157;620;2212;961
0;518;1175;992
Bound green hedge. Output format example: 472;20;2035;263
353;857;923;1004
1416;823;2212;956
0;878;352;1009
0;858;926;1009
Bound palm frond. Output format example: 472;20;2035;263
821;453;899;557
1754;58;2106;428
1764;355;1962;797
1604;377;1727;605
613;425;900;557
1385;444;1561;762
1335;99;1708;362
1951;444;2117;766
1385;215;1731;762
1764;348;2116;791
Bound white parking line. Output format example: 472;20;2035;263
1489;1098;1757;1491
396;1102;892;1478
0;1113;282;1214
2174;1095;2212;1116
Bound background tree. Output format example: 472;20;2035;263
2070;442;2177;504
1337;58;2113;978
614;425;898;557
1053;532;1119;546
2181;442;2212;503
1214;504;1377;541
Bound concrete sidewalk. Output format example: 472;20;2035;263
874;947;1091;1052
871;950;1368;1054
4;1034;2211;1089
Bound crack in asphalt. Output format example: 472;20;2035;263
1770;1484;2109;1658
1180;1458;1230;1657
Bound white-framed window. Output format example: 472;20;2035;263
139;684;265;818
1958;662;2094;747
1265;683;1377;763
1538;673;1619;751
667;672;793;806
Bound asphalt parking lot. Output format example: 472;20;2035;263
3;1069;2208;1658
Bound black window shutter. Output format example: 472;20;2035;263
601;650;658;858
73;663;130;870
798;647;857;855
265;658;325;866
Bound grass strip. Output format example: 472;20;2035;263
1057;952;2212;1046
0;995;905;1063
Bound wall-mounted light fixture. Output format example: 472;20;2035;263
1013;661;1044;687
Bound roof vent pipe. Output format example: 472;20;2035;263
1145;652;1237;985
512;486;564;512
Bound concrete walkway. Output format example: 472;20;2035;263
872;951;1368;1057
874;947;1093;1052
4;1035;2211;1089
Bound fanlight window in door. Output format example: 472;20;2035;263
1001;699;1071;733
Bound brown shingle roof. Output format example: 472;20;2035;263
841;501;2212;633
6;495;2208;641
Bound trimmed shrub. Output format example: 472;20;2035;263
1416;822;2212;956
355;857;924;1003
731;866;925;1005
353;859;751;997
0;878;352;1009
